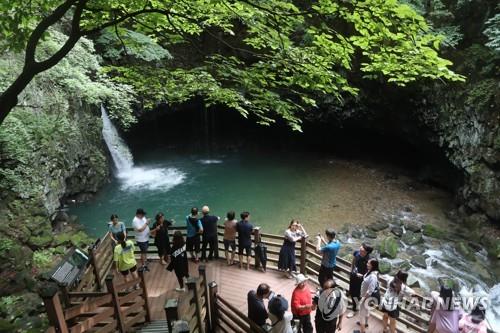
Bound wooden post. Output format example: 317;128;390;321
165;298;179;333
198;266;210;331
300;236;307;275
138;268;152;323
58;283;71;308
88;246;103;290
187;277;204;332
253;227;261;270
40;284;69;333
208;282;218;333
105;275;126;333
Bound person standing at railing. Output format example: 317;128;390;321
151;212;172;265
223;211;238;266
380;270;414;333
186;207;203;263
108;214;126;245
113;231;138;284
291;274;314;333
237;211;253;270
167;231;189;292
358;258;380;333
200;205;220;262
347;243;373;318
278;220;308;279
132;208;150;272
315;228;341;287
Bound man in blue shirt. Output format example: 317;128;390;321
186;207;203;263
236;211;253;270
316;228;341;287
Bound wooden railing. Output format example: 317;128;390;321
165;266;210;333
207;281;265;333
47;224;431;333
42;270;151;333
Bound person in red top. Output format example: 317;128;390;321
291;274;314;333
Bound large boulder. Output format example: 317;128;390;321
423;224;446;239
411;255;427;268
402;231;424;245
368;221;389;232
379;237;399;259
379;259;392;274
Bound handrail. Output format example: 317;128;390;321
42;270;151;333
66;224;430;333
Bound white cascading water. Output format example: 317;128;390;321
101;106;186;190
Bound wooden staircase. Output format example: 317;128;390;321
137;320;169;333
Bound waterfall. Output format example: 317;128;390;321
100;106;186;191
101;106;134;172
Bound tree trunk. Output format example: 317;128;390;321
0;70;37;125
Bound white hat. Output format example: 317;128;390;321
295;274;307;285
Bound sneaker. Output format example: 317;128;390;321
175;287;185;292
346;312;356;318
144;265;150;272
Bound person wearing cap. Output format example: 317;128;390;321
315;228;341;287
313;279;347;332
291;274;314;333
268;294;293;333
132;208;150;271
200;205;220;262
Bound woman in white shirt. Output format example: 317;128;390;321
358;259;379;333
380;270;414;333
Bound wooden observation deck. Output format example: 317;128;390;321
41;225;432;333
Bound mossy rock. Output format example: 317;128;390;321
351;229;363;239
391;226;403;238
404;221;422;233
456;242;476;261
69;231;94;248
411;255;427;268
53;233;72;246
368;221;389;232
396;259;412;272
422;224;446;239
402;231;423;245
28;232;53;249
379;259;392;274
365;229;377;239
379;237;399;259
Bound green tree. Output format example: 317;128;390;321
0;0;464;128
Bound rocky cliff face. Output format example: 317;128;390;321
0;103;109;296
416;45;500;225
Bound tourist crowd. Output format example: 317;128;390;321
109;207;490;332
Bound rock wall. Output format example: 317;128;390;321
416;45;500;224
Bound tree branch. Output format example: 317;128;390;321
25;0;79;67
36;0;86;73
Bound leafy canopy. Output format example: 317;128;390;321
0;0;465;129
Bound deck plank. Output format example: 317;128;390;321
115;260;386;332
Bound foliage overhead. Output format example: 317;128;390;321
0;0;465;129
484;7;500;52
95;28;172;62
